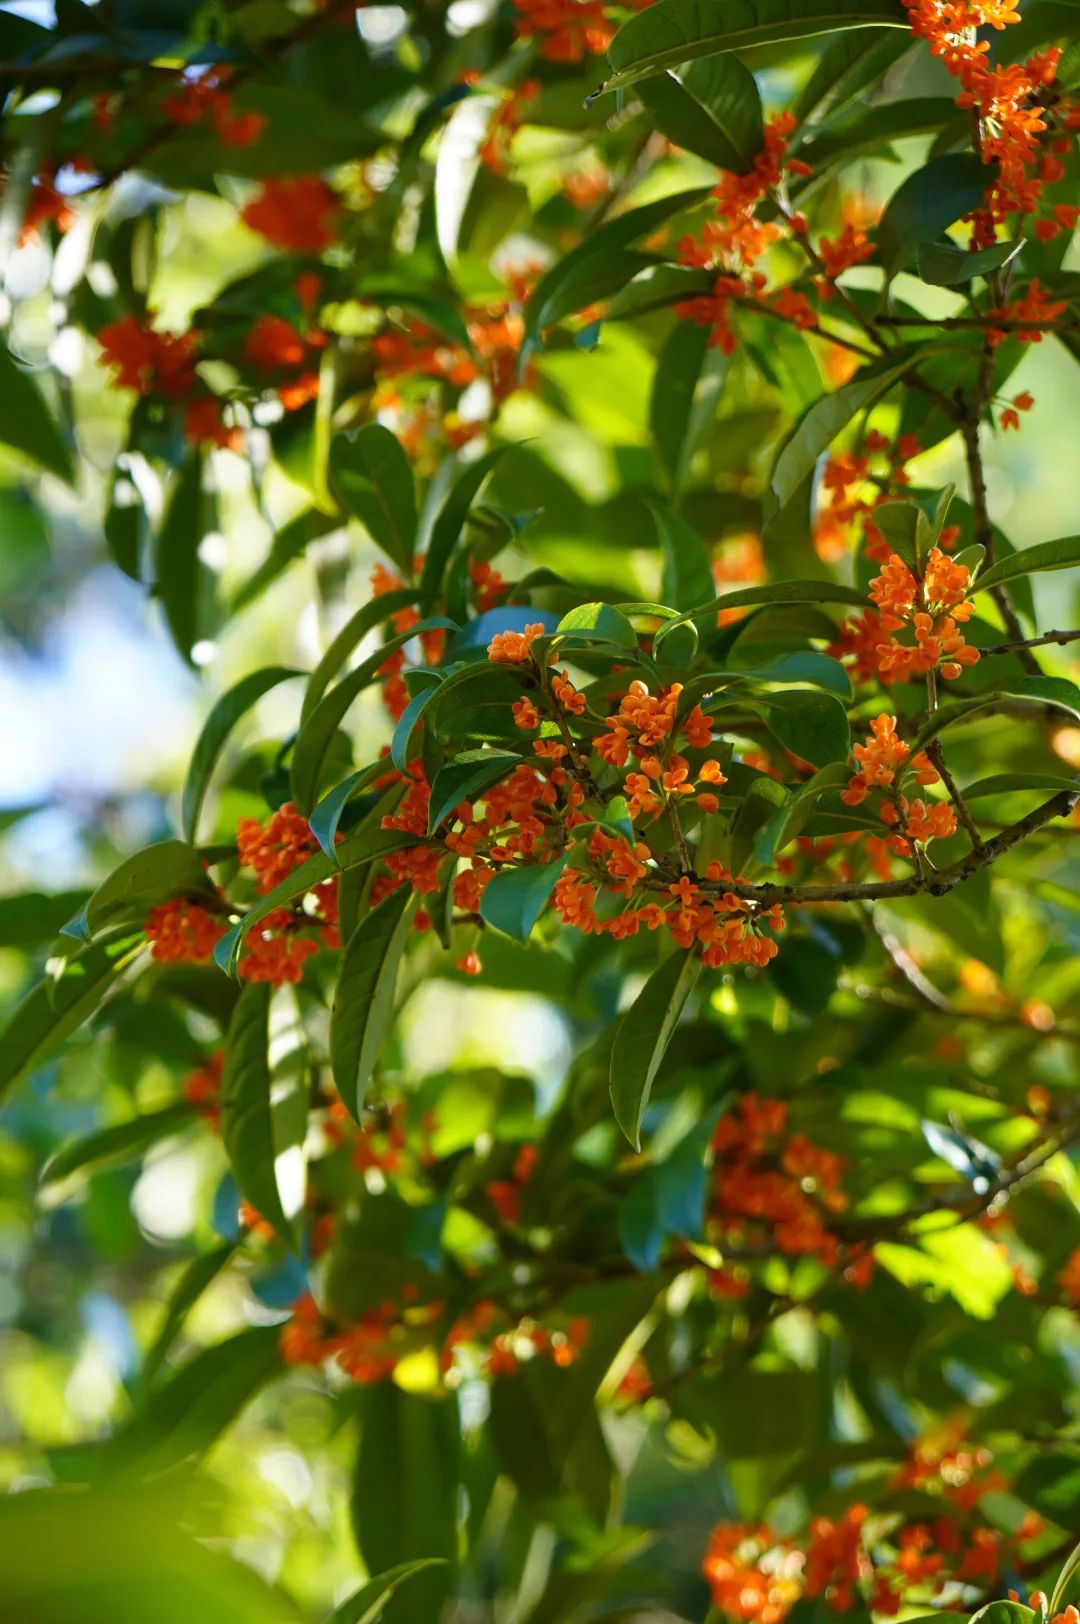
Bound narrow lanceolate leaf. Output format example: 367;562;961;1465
0;932;143;1104
427;749;522;834
182;666;300;843
330;425;417;574
221;983;300;1244
770;356;912;510
106;1325;281;1475
154;449;207;667
213;826;419;977
0;338;75;484
610;951;702;1149
301;589;427;723
651;500;716;613
479;852;574;942
958;772;1080;800
141;1240;237;1388
636;55;764;173
650;324;731;497
308;763;394;859
876;153;989;279
601;0;909;94
656;579;868;645
291;616;456;812
326;1560;448;1624
418;444;511;597
752;689;851;766
523;187;712;349
41;1103;194;1186
330;889;418;1122
64;840;219;942
972;534;1080;594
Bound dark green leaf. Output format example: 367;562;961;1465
220;984;301;1244
330;889;417;1121
154;450;208;667
142;1241;237;1388
973;533;1080;593
0;932;142;1103
917;236;1022;287
770;356;911;509
330;426;417;573
637;55;763;172
0;339;75;484
479;852;574;941
42;1103;194;1186
601;0;909;94
182;667;300;842
653;501;716;613
876;153;990;279
427;749;521;833
610;951;702;1148
419;445;511;597
327;1561;449;1624
66;840;218;942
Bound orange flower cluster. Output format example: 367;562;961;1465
148;802;336;989
19;167;75;244
241;175;341;252
988;278;1068;348
147;897;224;963
904;0;1076;246
325;1098;438;1178
244;313;327;411
161;70;266;149
813;431;933;564
675;113;812;353
869;547;980;683
369;560;447;719
486;1142;538;1224
703;1524;801;1624
703;1472;1044;1624
97;313;239;449
707;1093;857;1269
183;1049;224;1125
511;0;613;61
468;77;540;173
282;1290;588;1385
842;714;956;854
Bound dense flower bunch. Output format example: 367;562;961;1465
703;1428;1047;1621
705;1093;869;1283
832;546;980;688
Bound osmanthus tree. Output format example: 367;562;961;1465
3;0;1080;1619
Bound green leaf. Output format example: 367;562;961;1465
308;763;393;858
601;0;909;94
0;339;75;484
419;445;511;597
523;188;713;349
106;1325;281;1474
0;889;91;949
0;932;143;1103
231;508;338;614
637;55;763;172
610;951;702;1148
972;533;1080;593
917;236;1022;287
213;825;416;976
770;356;912;509
330;889;418;1121
330;426;417;574
350;1388;459;1624
300;589;428;724
220;983;303;1244
659;580;868;646
182;667;300;843
652;501;716;614
65;839;218;942
650;323;732;497
327;1561;449;1624
427;749;522;834
734;651;852;697
141;1241;237;1389
556;602;638;649
876;153;990;279
390;681;443;774
291;617;456;812
479;852;574;941
154;449;208;667
41;1103;194;1186
960;771;1079;798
